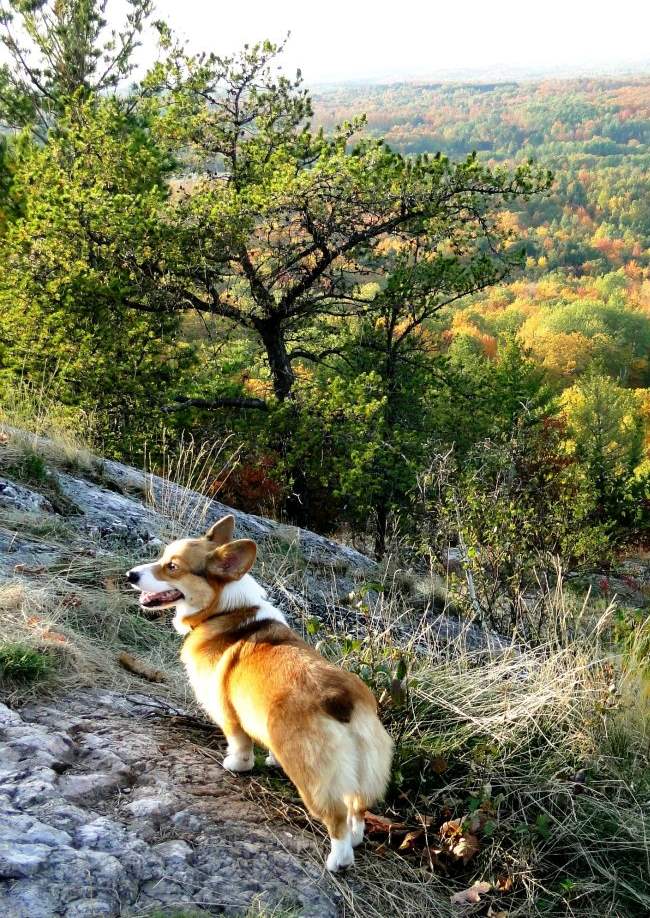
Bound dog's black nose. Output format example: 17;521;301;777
126;570;140;584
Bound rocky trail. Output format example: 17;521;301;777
1;432;368;916
1;688;340;917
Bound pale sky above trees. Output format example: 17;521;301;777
148;0;650;83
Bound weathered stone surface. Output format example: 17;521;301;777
0;839;51;877
2;426;373;574
0;478;53;513
0;689;340;917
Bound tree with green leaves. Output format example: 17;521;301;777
0;21;552;521
0;0;153;136
0;99;192;452
132;39;552;407
561;372;648;527
322;247;504;555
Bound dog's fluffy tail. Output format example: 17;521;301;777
345;703;394;813
285;701;393;818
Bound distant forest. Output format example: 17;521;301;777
2;17;648;552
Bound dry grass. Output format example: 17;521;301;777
0;376;95;470
0;411;647;916
0;505;193;707
144;431;240;541
297;595;648;916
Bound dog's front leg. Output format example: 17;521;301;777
221;724;255;772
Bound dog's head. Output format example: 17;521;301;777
126;515;257;620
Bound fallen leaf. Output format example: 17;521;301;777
451;881;491;906
496;874;513;892
14;563;45;575
431;756;449;774
364;811;408;837
487;909;508;918
440;817;462;837
452;832;480;864
440;818;481;864
399;829;424;851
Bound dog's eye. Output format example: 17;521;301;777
167;562;178;573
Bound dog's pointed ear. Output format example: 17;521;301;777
206;539;256;581
205;514;235;545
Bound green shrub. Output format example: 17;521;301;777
0;642;53;685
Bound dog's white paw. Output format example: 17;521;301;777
265;751;279;767
326;836;355;872
350;816;365;847
222;753;254;772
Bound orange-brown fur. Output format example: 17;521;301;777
127;516;393;869
183;611;378;837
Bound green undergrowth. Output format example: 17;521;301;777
302;592;650;918
0;642;54;688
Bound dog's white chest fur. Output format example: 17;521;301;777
179;575;287;739
182;653;228;726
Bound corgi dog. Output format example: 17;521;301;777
126;515;393;871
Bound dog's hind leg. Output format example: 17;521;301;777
291;783;354;872
221;722;254;772
322;800;355;871
346;796;367;847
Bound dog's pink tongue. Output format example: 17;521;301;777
140;589;182;606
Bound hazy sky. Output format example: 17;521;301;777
150;0;650;83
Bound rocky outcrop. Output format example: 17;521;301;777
0;690;339;918
1;428;375;573
0;479;53;514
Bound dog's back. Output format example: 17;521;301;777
186;617;394;869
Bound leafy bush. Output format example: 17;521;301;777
417;414;612;640
312;581;650;917
0;642;53;685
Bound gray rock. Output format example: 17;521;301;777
153;838;193;865
8;728;75;763
122;792;178;820
53;470;160;544
0;840;51;877
57;771;128;802
12;771;58;808
0;703;22;728
64;899;115;918
0;477;53;512
32;803;90;832
0;812;72;848
0;687;341;917
0;878;60;917
74;817;128;851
